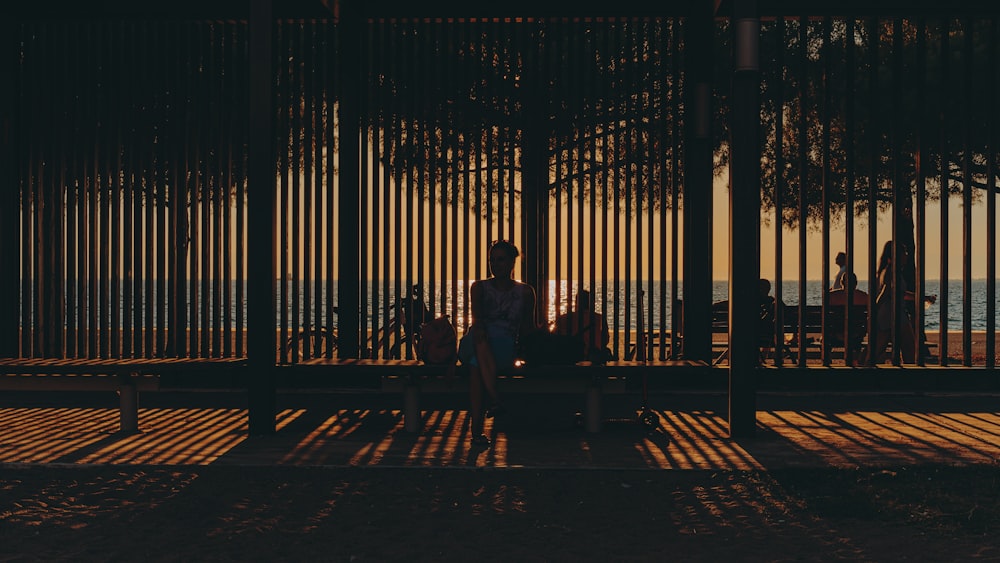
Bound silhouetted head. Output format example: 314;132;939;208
488;240;519;278
577;289;592;311
835;252;846;266
759;278;771;297
840;272;858;291
877;241;894;274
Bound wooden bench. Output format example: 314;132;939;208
781;304;937;364
283;358;712;433
0;357;247;432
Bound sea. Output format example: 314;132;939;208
48;279;998;333
302;279;996;333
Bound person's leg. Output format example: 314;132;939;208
459;333;489;445
474;336;500;406
899;317;916;364
468;363;487;442
865;330;889;365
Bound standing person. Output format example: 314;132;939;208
831;252;848;290
554;289;611;363
865;241;915;364
758;278;786;360
457;240;537;447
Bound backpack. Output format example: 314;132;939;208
415;315;458;365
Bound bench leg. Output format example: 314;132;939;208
585;384;602;433
118;375;139;433
403;382;422;433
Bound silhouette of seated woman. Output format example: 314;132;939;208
826;272;869;364
457;240;537;448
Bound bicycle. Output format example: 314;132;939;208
370;284;431;360
285;307;339;362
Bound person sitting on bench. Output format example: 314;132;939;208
457;240;537;448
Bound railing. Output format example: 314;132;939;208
4;15;997;373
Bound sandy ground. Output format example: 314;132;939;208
2;464;998;562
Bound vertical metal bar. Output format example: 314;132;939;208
329;17;342;358
507;19;518;245
413;17;426;358
88;22;100;358
820;17;831;366
446;20;459;327
176;22;191;358
64;22;79;358
484;18;496;280
312;20;324;360
391;19;404;357
938;19;950;365
212;22;223;358
362;19;374;357
234;20;247;359
48;21;63;357
301;22;314;360
121;22;135;358
551;19;563;321
439;18;449;331
670;16;681;359
890;18;903;367
864;17;879;367
428;18;442;317
276;22;288;361
915;19;928;366
98;20;111;358
291;22;303;362
128;21;141;358
472;18;482;309
382;19;395;353
461;19;472;332
484;17;496;265
221;21;234;358
613;19;624;358
987;18;997;370
844;17;856;367
35;22;47;357
625;18;638;360
397;18;409;354
197;22;210;359
646;18;657;361
797;15;808;367
202;24;216;358
150;23;162;358
380;20;395;355
49;22;66;358
110;22;123;359
772;17;786;366
961;16;973;366
576;17;586;319
56;24;68;357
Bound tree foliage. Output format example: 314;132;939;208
368;18;683;214
367;17;999;225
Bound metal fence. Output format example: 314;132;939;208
5;15;997;369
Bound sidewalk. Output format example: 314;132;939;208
2;389;998;470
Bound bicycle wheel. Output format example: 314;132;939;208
291;327;334;361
